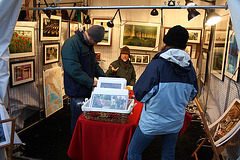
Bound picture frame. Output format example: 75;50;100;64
130;54;150;64
95;52;101;61
43;67;63;117
43;43;60;65
215;30;227;44
40;13;62;41
69;21;81;37
211;16;229;81
0;104;10;147
9;26;35;58
201;51;208;84
10;60;35;87
164;27;202;44
92;18;112;46
185;45;193;57
224;30;240;81
120;21;160;51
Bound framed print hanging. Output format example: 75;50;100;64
43;43;60;65
201;51;208;84
93;18;112;46
40;14;62;41
130;54;150;64
10;60;35;87
43;67;63;117
69;21;81;37
95;52;101;61
211;16;229;81
9;26;35;58
120;21;160;51
164;27;202;44
224;31;240;81
185;45;193;57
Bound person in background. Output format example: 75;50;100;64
127;25;198;160
61;25;106;134
106;46;136;86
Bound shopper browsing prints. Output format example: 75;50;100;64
106;46;136;86
127;25;198;160
61;25;106;134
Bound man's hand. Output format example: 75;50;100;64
93;80;97;87
110;65;119;72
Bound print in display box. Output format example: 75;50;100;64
82;77;134;124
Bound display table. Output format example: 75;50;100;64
68;101;143;160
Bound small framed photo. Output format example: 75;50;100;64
10;60;35;87
93;18;112;46
9;26;35;58
164;27;202;44
40;13;62;41
0;105;10;147
185;45;193;57
130;54;150;64
69;21;81;37
95;52;101;61
43;43;60;65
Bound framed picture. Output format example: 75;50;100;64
0;104;10;147
9;26;35;58
69;21;81;37
43;43;60;65
40;14;62;41
43;67;63;117
130;54;150;64
201;51;208;84
164;27;202;44
185;45;192;57
204;30;211;45
215;30;227;44
224;31;240;81
95;52;101;61
10;60;35;87
120;21;160;51
211;16;229;81
92;18;112;46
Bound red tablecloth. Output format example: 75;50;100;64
68;102;143;160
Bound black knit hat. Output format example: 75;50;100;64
163;25;189;49
121;46;130;55
87;25;105;42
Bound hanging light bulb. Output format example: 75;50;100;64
205;10;222;26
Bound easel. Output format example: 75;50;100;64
0;117;16;160
191;98;239;160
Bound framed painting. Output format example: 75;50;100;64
43;67;63;117
120;21;160;51
185;45;192;57
92;18;112;46
201;51;208;84
10;60;35;87
95;52;101;61
224;31;240;81
164;27;202;44
43;43;60;65
130;54;150;64
215;30;227;44
40;14;62;41
0;105;10;147
9;26;35;58
69;21;81;37
211;16;229;81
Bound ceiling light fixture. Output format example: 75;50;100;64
150;9;158;16
107;9;121;28
205;9;222;26
185;0;200;21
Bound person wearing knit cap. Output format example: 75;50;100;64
106;46;136;86
127;25;198;160
61;25;106;135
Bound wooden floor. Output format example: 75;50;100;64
13;103;214;160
